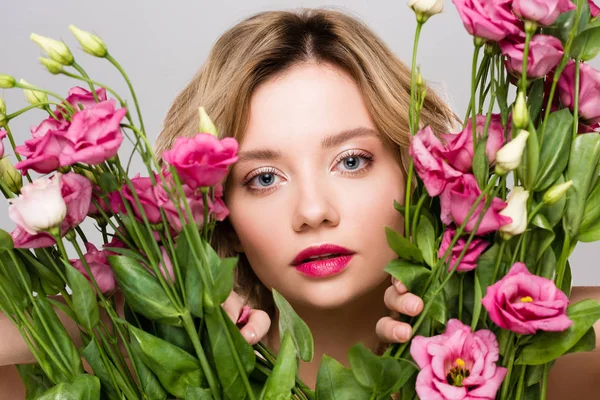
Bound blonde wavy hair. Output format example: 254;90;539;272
155;7;458;320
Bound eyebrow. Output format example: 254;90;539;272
237;127;379;162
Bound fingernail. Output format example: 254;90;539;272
242;329;256;344
394;280;407;293
409;299;422;314
394;325;411;341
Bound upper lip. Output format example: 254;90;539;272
291;244;355;266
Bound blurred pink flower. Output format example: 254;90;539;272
438;226;489;272
409;126;462;197
70;242;116;295
558;61;600;125
482;262;572;335
162;133;238;188
0;129;6;159
512;0;575;26
411;319;507;400
590;0;600;17
439;114;505;173
440;174;511;234
500;34;564;79
452;0;521;41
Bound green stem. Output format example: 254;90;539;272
202;188;210;239
572;59;581;139
500;336;516;399
463;54;491;124
13;83;76;114
410;192;428;246
181;312;222;400
541;363;550;399
514;364;526;400
520;28;533;95
470;42;483;152
2;124;32;183
106;54;147;136
555;234;572;289
458;274;464;321
71;62;99;103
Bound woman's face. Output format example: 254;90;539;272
226;62;405;310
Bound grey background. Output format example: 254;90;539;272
0;0;598;285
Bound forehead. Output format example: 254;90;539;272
242;62;376;149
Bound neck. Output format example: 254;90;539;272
263;278;390;390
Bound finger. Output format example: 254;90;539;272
375;316;412;343
240;309;271;345
222;291;245;323
390;277;408;294
384;286;424;317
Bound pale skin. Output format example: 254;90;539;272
0;61;599;397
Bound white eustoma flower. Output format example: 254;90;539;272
499;186;529;239
495;129;529;175
409;0;444;17
8;174;66;234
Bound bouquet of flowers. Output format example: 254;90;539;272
1;0;600;399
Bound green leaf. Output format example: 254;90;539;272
33;297;83;379
571;18;600;61
205;307;256;399
47;298;78;325
0;270;28;315
385;227;423;263
475;243;502;289
578;178;600;242
109;255;182;325
0;250;31;310
564;132;600;239
129;324;204;398
537;247;557;280
28;248;64;289
315;355;371;400
213;257;238;305
546;2;591;44
566;326;596;355
525;364;545;387
517;122;540;190
156;322;195;354
272;289;314;362
534;109;573;191
348;343;416;397
98;171;120;193
36;374;100;400
415;217;436;267
527;79;545;123
471;273;483;330
129;343;168;400
64;261;99;331
15;363;54;400
561;261;573;298
473;137;489;190
0;228;13;250
530;214;556;263
262;332;297;400
517;299;600;365
384;259;431;295
424;281;447;326
186;386;213;399
538;175;567;228
176;227;203;318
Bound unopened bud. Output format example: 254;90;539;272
416;69;424;88
30;33;74;66
20;79;47;108
512;92;529;129
499;186;530;239
0;74;16;89
0;157;23;194
199;106;218;136
0;98;5;116
495;129;530;175
39;57;63;74
0;115;6;128
543;180;574;205
69;25;108;58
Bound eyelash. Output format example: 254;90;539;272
241;150;375;194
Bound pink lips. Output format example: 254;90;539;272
291;244;355;277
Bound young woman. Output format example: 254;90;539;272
1;7;599;398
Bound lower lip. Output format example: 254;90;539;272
294;255;354;277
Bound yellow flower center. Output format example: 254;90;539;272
455;358;465;367
447;358;470;387
520;296;533;303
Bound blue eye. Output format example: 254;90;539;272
255;173;276;187
334;151;373;173
243;167;283;193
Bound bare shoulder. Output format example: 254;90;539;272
570;285;600;301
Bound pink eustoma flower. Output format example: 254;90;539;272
440;174;511;234
558;61;600;125
438;226;489;272
70;242;116;295
500;34;564;79
590;0;600;17
439;114;505;173
0;129;6;159
411;319;507;400
11;172;92;248
512;0;576;26
15;131;74;175
110;174;163;224
452;0;521;41
482;262;572;335
409;126;463;197
162;133;239;188
61;99;127;165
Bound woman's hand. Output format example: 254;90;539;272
222;291;271;345
375;277;424;343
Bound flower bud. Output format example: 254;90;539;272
198;106;218;136
416;69;424;88
20;79;48;108
0;74;16;89
495;129;530;175
409;0;444;21
0;97;5;116
0;157;23;194
8;174;66;234
499;186;530;239
30;33;74;66
0;115;6;128
39;57;63;74
69;25;108;58
543;180;574;205
512;92;529;129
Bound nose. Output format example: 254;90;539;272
291;176;340;232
